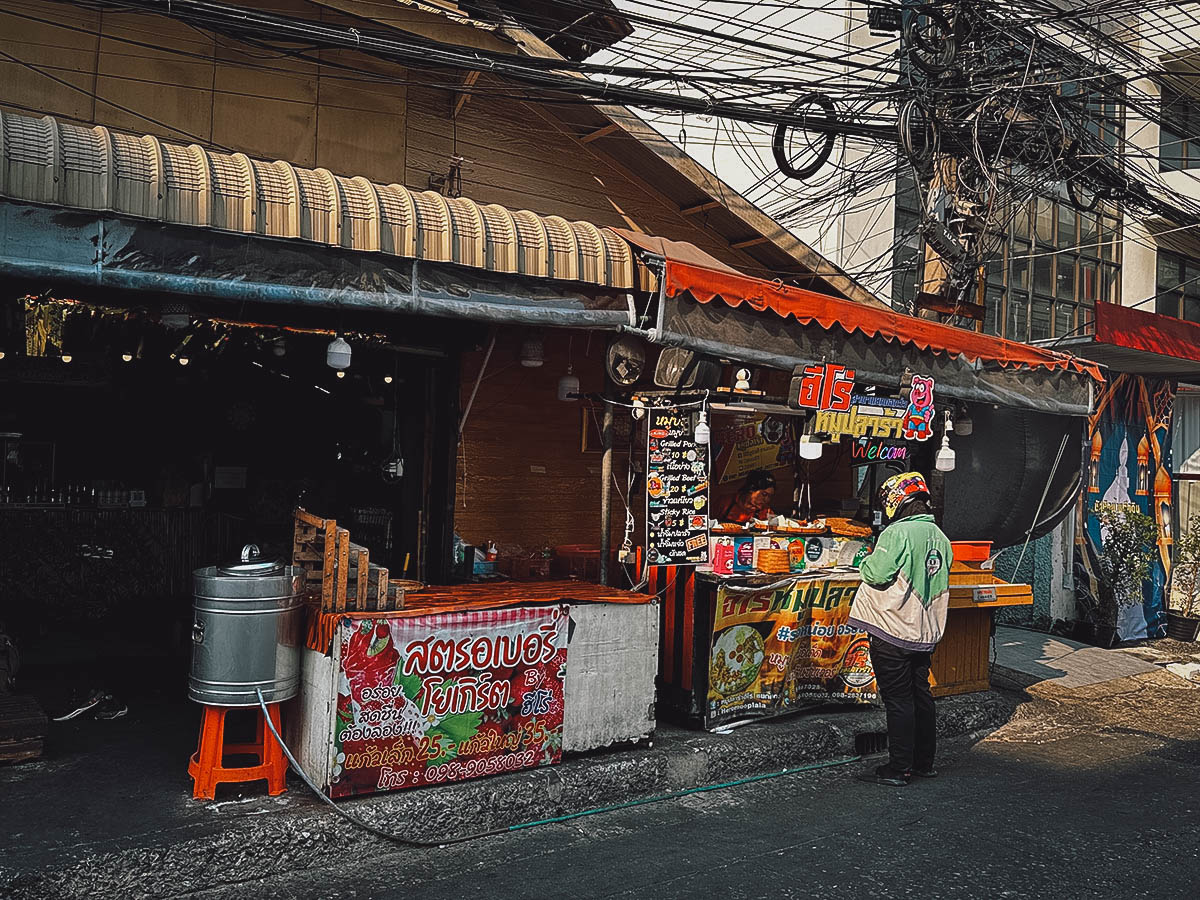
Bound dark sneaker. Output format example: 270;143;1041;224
910;767;938;779
856;765;910;787
53;689;105;722
94;696;128;720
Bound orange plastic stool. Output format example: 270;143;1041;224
188;703;288;800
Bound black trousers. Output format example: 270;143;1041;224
869;634;936;774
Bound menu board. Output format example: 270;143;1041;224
646;406;710;566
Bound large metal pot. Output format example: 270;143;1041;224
189;544;305;707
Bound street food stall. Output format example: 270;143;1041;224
628;257;1104;731
287;509;658;798
643;376;1035;729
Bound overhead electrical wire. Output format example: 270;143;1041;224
20;0;1200;319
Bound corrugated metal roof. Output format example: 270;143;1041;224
0;110;634;289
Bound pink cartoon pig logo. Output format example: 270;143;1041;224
902;376;935;441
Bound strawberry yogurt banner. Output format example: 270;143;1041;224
332;605;569;798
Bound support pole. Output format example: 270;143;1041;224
599;400;614;586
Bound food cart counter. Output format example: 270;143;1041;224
290;560;659;797
652;556;1032;730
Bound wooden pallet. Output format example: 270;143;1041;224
0;695;47;764
293;508;404;613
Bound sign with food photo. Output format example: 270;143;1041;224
331;606;568;798
707;574;875;729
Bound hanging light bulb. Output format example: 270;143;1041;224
121;352;133;363
383;375;393;385
326;336;352;370
798;415;823;460
694;409;710;445
519;335;544;368
734;368;752;391
335;370;346;379
935;412;956;472
953;405;973;436
170;332;194;367
60;353;73;364
0;351;6;361
631;397;646;420
557;365;580;401
798;434;823;460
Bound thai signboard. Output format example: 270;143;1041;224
807;376;937;443
706;573;876;730
647;406;710;566
332;606;568;797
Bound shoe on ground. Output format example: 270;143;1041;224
53;689;105;722
94;696;128;720
856;765;910;787
910;766;937;778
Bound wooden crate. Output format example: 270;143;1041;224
0;695;47;764
293;509;404;613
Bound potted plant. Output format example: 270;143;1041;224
1091;502;1158;647
1167;513;1200;643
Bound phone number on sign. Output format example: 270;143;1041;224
376;748;545;791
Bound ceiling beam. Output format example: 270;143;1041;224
453;70;481;118
579;123;620;144
730;236;769;250
680;200;722;216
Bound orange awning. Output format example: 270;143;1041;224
665;260;1105;382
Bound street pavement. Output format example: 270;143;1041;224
190;666;1200;900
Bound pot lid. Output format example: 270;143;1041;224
218;544;285;576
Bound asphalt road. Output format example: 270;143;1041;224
192;671;1200;900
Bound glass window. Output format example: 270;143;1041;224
1055;302;1076;337
1079;259;1100;304
1101;264;1121;304
1057;258;1076;301
1034;254;1054;295
1186;293;1200;324
984;287;1002;336
1011;244;1031;293
1036;198;1055;244
1156;248;1200;323
1058;206;1076;249
1012;203;1032;241
1161;87;1200;171
1031;296;1053;341
1079;211;1098;248
1007;298;1028;341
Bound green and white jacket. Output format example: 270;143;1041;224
848;513;953;652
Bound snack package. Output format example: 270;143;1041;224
732;536;756;572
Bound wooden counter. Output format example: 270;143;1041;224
931;563;1033;697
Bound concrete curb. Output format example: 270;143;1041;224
1;691;1018;900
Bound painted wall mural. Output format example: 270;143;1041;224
1076;374;1175;641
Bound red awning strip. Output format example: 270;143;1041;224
1094;299;1200;362
664;260;1105;382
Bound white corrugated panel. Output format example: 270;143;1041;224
0;110;636;289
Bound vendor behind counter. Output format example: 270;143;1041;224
717;469;778;524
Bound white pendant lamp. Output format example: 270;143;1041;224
326;336;352;370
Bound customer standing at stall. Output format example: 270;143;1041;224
848;472;953;786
